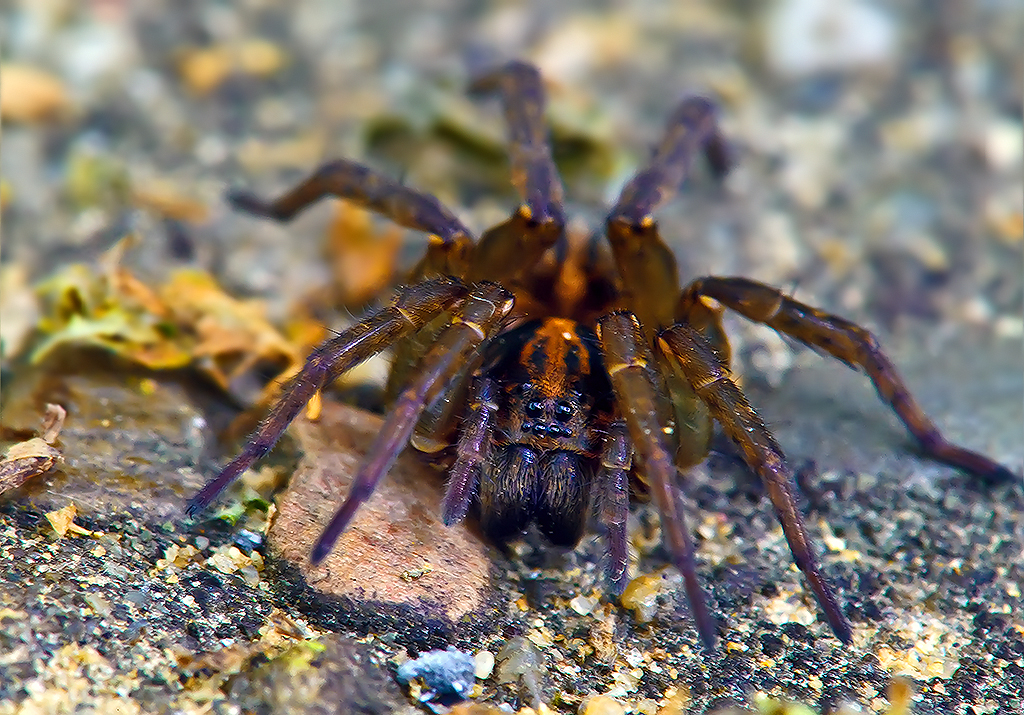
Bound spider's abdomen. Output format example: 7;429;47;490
476;318;613;546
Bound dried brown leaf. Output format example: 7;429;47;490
160;269;300;393
39;403;66;444
0;439;62;494
0;403;66;494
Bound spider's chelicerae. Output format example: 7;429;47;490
188;61;1013;650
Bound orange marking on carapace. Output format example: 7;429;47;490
520;317;592;398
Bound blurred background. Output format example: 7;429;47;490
2;0;1021;372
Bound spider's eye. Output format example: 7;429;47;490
525;401;544;418
554;401;573;422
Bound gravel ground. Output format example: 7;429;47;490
1;1;1022;713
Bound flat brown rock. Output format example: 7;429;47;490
267;401;499;641
0;354;210;521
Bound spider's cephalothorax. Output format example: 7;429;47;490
188;61;1014;651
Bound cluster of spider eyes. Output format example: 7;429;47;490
522;397;575;438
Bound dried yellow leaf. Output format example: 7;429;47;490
45;504;78;537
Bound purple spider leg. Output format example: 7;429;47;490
186;277;468;517
226;158;475;245
468;61;567;283
680;276;1017;485
470;60;566;231
598;419;631;594
658;324;852;643
597;311;718;651
441;376;499;525
311;283;515;564
606;95;730;334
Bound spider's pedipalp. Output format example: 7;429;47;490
227;158;476;245
604;215;680;333
658;324;853;644
598;419;632;594
597;311;718;652
682;276;1016;485
310;282;515;564
534;450;591;546
186;276;469;517
442;376;499;525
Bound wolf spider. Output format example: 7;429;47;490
187;61;1012;650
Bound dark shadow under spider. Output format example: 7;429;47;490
187;61;1015;651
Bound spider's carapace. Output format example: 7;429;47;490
187;61;1015;651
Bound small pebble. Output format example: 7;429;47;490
581;694;625;715
764;0;897;77
569;593;597;616
396;646;476;703
983;119;1024;171
232;530;263;552
620;568;674;623
474;650;495;680
123;590;148;608
0;63;70;122
84;592;112;617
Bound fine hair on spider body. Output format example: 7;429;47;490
187;60;1014;652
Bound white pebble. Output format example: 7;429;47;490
569;593;598;616
764;0;898;77
474;649;495;679
983;119;1024;172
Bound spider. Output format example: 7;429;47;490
187;61;1013;651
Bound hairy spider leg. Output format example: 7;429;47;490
610;96;729;224
605;95;732;467
679;277;1016;485
310;282;516;564
468;62;566;284
597;419;632;594
606;95;730;334
226;158;474;244
470;60;566;231
227;158;477;281
441;376;499;525
597;312;718;652
186;277;469;517
658;325;853;644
